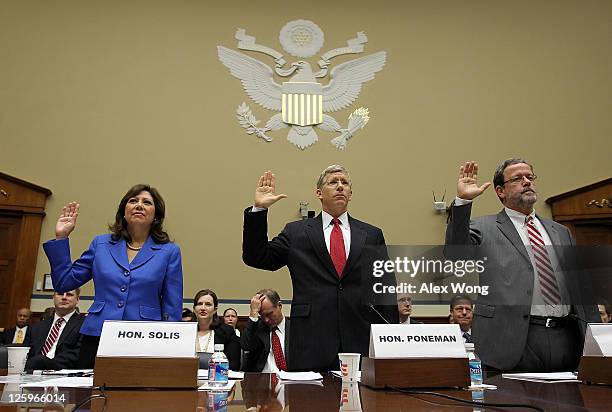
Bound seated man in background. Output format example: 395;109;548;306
598;300;611;323
42;307;56;321
1;308;31;345
25;289;84;370
241;289;290;372
397;294;422;324
450;295;473;343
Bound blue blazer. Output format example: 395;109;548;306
43;234;183;337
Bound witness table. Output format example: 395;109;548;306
1;372;611;411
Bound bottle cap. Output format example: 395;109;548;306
214;344;225;351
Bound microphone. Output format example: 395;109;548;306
368;304;391;324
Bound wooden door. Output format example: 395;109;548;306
0;215;22;326
574;221;612;246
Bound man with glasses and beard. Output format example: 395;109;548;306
445;159;598;372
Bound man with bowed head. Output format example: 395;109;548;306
241;289;290;372
242;165;397;371
445;159;598;372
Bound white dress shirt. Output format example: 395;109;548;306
12;326;28;343
262;316;287;373
321;211;351;257
504;207;570;317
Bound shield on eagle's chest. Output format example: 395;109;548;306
281;82;323;126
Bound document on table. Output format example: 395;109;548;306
197;369;244;380
20;377;94;388
39;369;94;376
502;372;580;383
0;375;53;384
277;371;323;381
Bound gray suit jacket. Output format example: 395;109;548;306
445;203;598;370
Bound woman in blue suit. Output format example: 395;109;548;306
43;184;183;368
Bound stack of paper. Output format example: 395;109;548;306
502;372;580;383
277;371;323;382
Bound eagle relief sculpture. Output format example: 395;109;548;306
217;19;386;150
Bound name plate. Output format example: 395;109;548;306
583;323;612;356
97;321;197;357
369;324;466;359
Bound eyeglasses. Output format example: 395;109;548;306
326;179;351;188
397;298;412;305
502;174;537;185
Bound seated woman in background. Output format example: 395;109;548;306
223;308;240;337
194;289;241;370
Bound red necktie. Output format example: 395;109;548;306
41;318;65;356
271;328;287;371
526;216;562;305
330;218;347;277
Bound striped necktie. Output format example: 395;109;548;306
526;216;561;305
41;318;65;356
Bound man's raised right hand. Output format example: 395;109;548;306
456;161;491;200
254;170;287;208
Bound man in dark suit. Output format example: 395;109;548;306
445;159;599;372
241;289;290;372
1;308;31;345
397;294;422;324
25;289;84;370
449;295;473;343
243;166;398;371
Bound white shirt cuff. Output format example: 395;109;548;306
251;206;267;212
454;197;473;206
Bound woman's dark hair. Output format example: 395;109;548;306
193;289;222;329
109;184;170;243
182;308;195;322
223;308;238;317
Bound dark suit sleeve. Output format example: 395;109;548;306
50;335;82;370
240;319;264;372
216;324;241;371
242;208;290;271
444;203;481;260
374;228;399;324
0;329;11;345
240;319;263;350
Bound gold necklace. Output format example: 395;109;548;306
127;243;142;251
198;330;213;352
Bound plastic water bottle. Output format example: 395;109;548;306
471;389;485;412
465;343;483;386
207;390;229;411
208;344;229;387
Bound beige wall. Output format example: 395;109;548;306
2;0;611;315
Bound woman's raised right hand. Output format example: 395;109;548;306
55;202;80;239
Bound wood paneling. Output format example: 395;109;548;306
0;173;51;328
546;178;612;245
